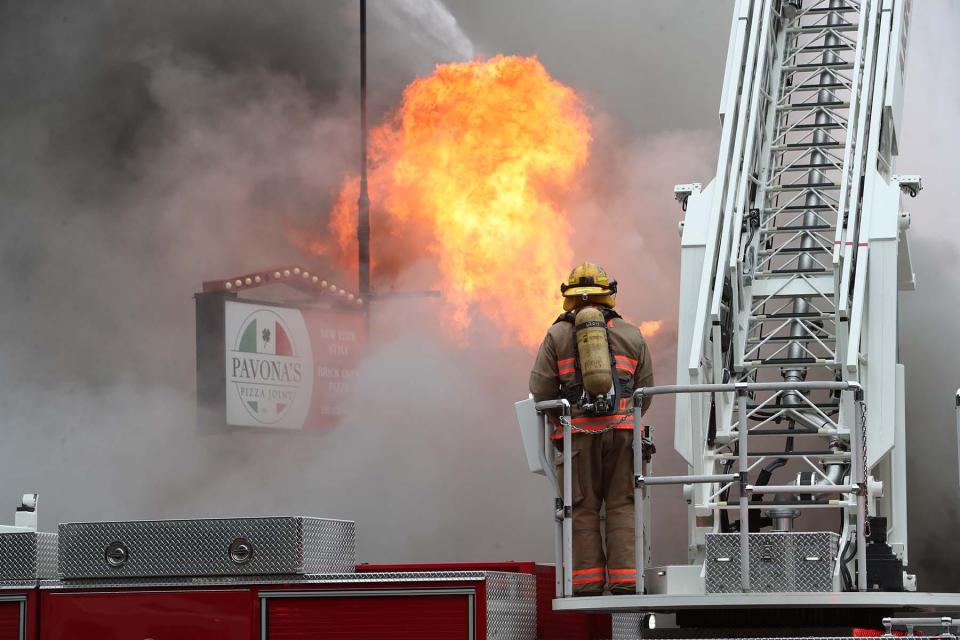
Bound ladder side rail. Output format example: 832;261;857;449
831;0;872;272
726;2;780;368
708;0;769;384
833;0;876;364
845;2;896;374
687;0;756;377
838;0;883;329
728;0;777;278
733;6;785;372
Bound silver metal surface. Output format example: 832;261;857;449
42;569;506;590
634;381;860;399
553;591;960;613
485;571;536;640
638;473;737;486
705;532;839;593
0;532;58;581
562;417;573;597
634;404;645;594
612;613;646;640
58;517;354;579
737;391;750;592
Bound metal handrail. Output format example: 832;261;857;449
629;380;865;595
534;399;572;597
538;380;871;598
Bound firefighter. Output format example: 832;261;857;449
529;262;654;596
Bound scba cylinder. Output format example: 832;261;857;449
574;306;613;396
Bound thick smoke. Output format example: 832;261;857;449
1;0;958;590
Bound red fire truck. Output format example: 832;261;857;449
0;503;621;640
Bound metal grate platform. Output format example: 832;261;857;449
553;592;960;614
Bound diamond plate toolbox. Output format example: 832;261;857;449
58;517;355;580
0;532;58;581
705;532;839;593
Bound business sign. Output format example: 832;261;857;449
197;294;364;430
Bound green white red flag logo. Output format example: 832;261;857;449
227;307;310;426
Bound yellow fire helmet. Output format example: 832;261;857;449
560;262;618;311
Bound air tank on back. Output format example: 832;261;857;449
574;306;613;396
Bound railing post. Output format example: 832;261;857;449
736;386;751;592
548;413;563;599
851;386;868;591
956;389;960;490
562;406;573;597
534;399;573;598
634;400;645;595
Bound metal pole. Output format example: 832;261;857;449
547;416;563;599
534;400;570;598
956;389;960;489
852;390;868;591
747;484;857;495
633;380;859;399
357;0;371;301
562;410;573;597
639;474;738;486
634;403;645;595
737;390;751;592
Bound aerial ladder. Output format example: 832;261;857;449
520;0;960;621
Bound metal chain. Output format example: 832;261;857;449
858;398;871;539
559;413;633;435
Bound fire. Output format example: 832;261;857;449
639;320;663;338
324;55;591;347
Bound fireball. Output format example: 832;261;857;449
325;55;592;347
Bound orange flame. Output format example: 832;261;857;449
325;55;591;347
639;320;663;338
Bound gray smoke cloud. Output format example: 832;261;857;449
1;0;958;592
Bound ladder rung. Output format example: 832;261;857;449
776;162;842;171
802;7;859;15
746;401;840;410
763;204;836;213
756;267;829;275
717;450;850;458
772;141;844;151
746;334;834;345
789;122;846;131
753;311;836;320
782;62;854;72
748;357;838;367
787;23;858;34
758;245;832;256
777;101;850;112
788;82;847;92
763;224;834;233
712;502;848;509
764;204;835;212
735;429;837;437
790;44;855;54
769;182;838;192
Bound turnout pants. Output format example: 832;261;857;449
558;429;636;594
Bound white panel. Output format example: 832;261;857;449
719;1;754;124
865;239;896;466
883;0;911;155
889;364;908;564
897;227;916;290
515;398;545;476
675;183;714;465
